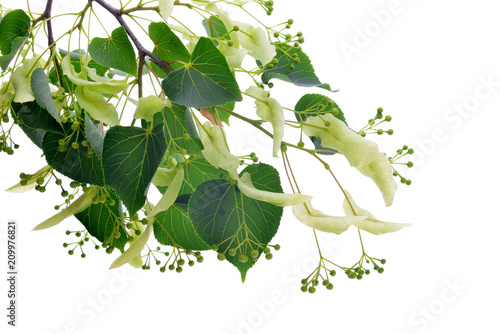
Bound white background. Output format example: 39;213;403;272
1;0;499;333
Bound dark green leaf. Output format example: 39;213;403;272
89;26;137;76
74;189;128;252
42;123;105;186
295;94;346;155
188;163;283;281
202;15;231;46
0;37;25;71
11;101;63;134
84;112;104;158
0;9;30;56
155;103;203;156
102;124;167;217
154;195;211;250
31;68;62;125
148;22;190;77
18;124;44;148
259;43;330;90
162;37;242;108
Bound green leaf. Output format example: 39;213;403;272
0;37;25;71
162;37;242;108
31;69;62;125
84;112;104;158
180;157;226;195
188;163;283;281
11;101;63;135
88;26;137;76
156;103;203;156
259;43;330;90
148;22;190;77
102;124;167;217
294;94;346;155
202;15;231;46
74;189;128;252
0;9;30;56
154;195;211;250
42;123;105;186
19;125;44;148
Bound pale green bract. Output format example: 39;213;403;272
109;202;154;269
75;86;120;126
196;120;240;179
245;86;284;157
159;0;175;21
219;42;248;69
133;95;170;121
235;21;276;65
238;172;311;206
12;57;40;103
151;163;177;187
292;191;410;235
33;187;97;231
342;191;411;235
61;55;129;95
0;82;14;108
302;113;379;168
6;165;51;193
109;165;184;269
355;152;397;206
148;165;184;218
291;199;367;234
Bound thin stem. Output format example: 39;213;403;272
357;229;365;253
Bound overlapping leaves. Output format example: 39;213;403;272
188;163;284;281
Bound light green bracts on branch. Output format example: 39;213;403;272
33;187;97;231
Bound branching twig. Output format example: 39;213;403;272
42;0;55;47
91;0;173;74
